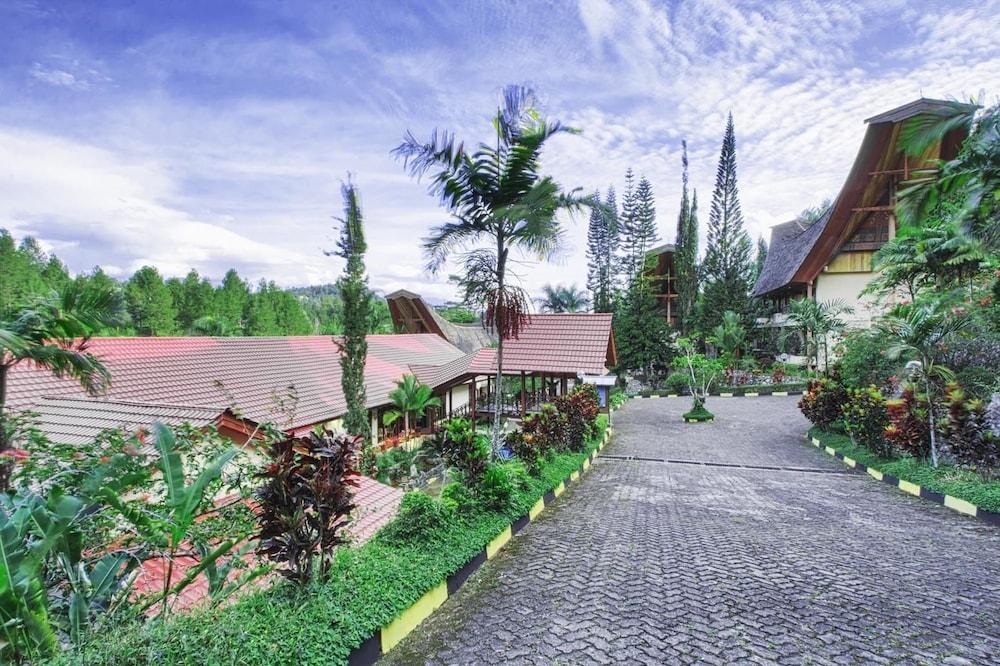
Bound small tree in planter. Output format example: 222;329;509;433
674;338;723;422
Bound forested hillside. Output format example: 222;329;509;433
0;229;393;336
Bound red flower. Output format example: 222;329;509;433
0;449;31;461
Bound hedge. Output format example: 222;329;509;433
52;416;608;665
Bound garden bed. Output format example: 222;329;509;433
55;418;609;666
633;382;806;398
809;427;1000;517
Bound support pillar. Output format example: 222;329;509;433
520;371;526;418
469;378;477;420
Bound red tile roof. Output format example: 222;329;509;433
411;313;615;387
6;335;464;431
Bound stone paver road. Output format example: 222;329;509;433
384;397;1000;665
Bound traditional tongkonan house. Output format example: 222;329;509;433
753;98;979;328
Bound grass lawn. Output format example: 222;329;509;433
810;427;1000;513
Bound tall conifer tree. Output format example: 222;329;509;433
700;113;753;332
619;170;658;285
333;180;372;463
586;190;606;310
674;141;700;333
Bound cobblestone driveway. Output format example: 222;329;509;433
383;397;1000;665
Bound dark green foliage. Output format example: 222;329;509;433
478;462;530;512
437;418;489;486
586;187;619;313
884;385;931;459
504;429;540;471
124;266;177;336
376;492;451;546
552;384;600;452
255;429;359;585
835;329;899;391
842;386;892;457
613;273;673;379
660;372;690;394
167;269;215;332
215;269;250;332
683;396;714;422
521;403;565;455
374;447;416;486
437;304;477;323
333;182;373;453
943;384;999;479
700;113;753;332
798;378;846;429
674;142;700;334
618;170;658;285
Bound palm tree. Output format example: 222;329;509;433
394;85;591;454
879;303;969;467
709;310;747;370
0;284;114;490
781;299;854;374
897;100;998;249
537;284;590;313
382;374;442;440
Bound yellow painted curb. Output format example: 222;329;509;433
824;446;836;456
745;392;759;397
666;394;677;398
898;480;921;497
553;481;565;497
582;458;591;470
842;456;856;468
570;470;580;481
485;525;512;559
773;391;789;396
720;392;734;398
528;498;545;521
944;495;978;517
380;582;448;652
649;395;660;399
867;467;883;481
811;437;821;447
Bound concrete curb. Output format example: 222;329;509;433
807;432;1000;528
348;425;613;665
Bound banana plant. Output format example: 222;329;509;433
131;422;241;618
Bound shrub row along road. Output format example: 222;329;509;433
383;397;1000;665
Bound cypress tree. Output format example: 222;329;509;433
674;141;701;334
333;180;373;464
700;113;753;332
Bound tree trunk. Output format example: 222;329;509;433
491;237;507;458
925;373;939;467
404;411;410;441
0;364;9;492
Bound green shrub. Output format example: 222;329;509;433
478;462;529;511
553;384;600;452
660;372;689;395
505;429;541;471
798;378;846;428
437;418;489;486
884;385;931;459
377;492;451;546
521;404;565;455
842;386;892;457
440;481;475;513
375;447;416;486
943;384;1000;480
835;329;899;391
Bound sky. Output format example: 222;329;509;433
2;0;999;303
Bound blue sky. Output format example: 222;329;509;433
2;0;998;302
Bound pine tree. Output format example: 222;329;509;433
245;280;280;335
603;186;620;296
586;190;605;309
125;266;178;336
674;141;700;334
171;269;214;331
215;269;250;333
613;273;672;380
700;113;753;332
618;168;638;284
333;181;373;462
753;236;768;285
